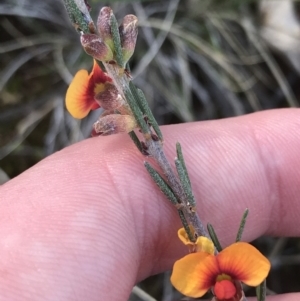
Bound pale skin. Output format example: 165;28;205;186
0;109;299;301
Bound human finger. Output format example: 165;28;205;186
0;108;299;300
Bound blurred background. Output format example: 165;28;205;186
1;0;300;300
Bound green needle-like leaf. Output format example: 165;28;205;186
144;161;195;242
110;14;124;67
235;208;249;242
63;0;90;33
144;162;179;206
256;280;266;301
128;131;143;153
176;142;191;187
207;223;222;252
129;83;163;141
175;159;196;207
178;210;195;242
124;89;149;135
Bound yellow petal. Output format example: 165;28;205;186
217;242;271;286
65;69;98;119
195;236;215;254
171;252;219;298
178;227;193;245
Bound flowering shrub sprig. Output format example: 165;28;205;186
172;230;270;300
62;1;271;300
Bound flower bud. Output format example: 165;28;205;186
81;33;113;62
93;114;137;136
119;14;138;63
94;83;124;110
97;7;114;52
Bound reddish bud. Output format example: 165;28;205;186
81;33;113;62
93;114;137;136
94;83;124;110
119;14;138;63
97;7;114;52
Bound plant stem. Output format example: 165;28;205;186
63;0;208;239
147;139;208;237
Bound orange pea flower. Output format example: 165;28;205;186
65;60;112;119
171;242;271;300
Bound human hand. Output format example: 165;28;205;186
0;109;299;301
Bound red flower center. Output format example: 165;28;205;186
214;279;236;300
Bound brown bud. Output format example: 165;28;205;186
94;83;124;110
93;114;137;136
81;33;113;62
97;7;114;52
119;15;138;63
